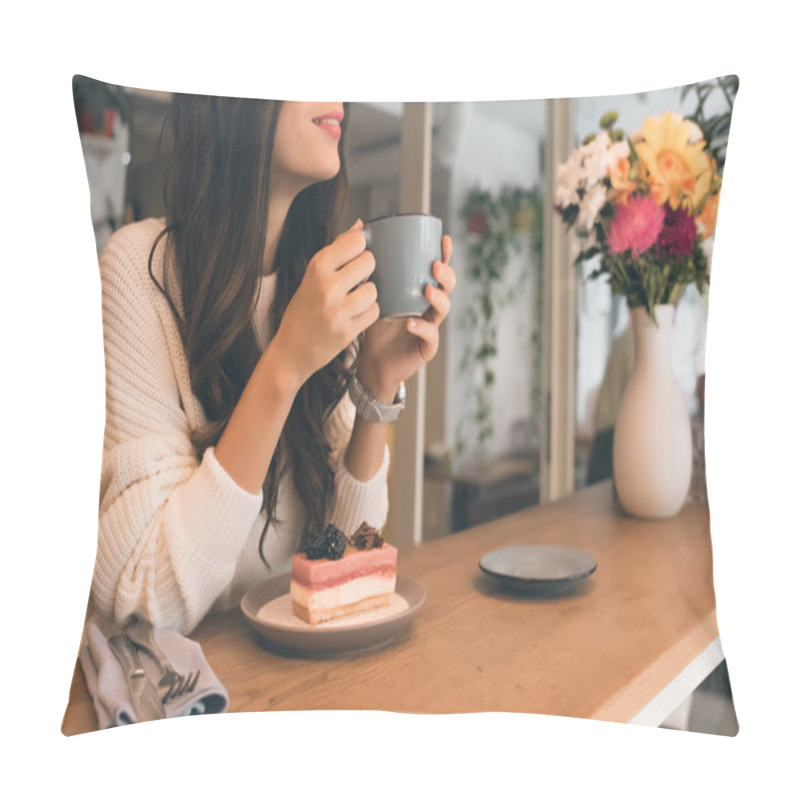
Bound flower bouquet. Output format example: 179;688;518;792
555;110;722;320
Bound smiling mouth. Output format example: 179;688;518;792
312;114;343;127
313;112;343;140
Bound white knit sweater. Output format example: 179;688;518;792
93;218;390;634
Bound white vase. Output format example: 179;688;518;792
612;305;692;518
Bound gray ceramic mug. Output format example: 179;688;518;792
363;213;443;319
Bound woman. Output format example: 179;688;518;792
93;96;455;634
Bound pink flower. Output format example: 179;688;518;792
607;194;665;258
655;205;698;258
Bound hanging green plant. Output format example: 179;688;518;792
680;74;738;173
457;185;543;459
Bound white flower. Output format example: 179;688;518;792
580;131;612;185
556;154;582;207
576;182;607;233
558;132;625;214
687;120;704;144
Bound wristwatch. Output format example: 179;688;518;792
349;373;406;423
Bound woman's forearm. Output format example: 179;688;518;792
344;415;390;481
214;341;302;494
343;368;396;481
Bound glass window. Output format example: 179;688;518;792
424;100;548;537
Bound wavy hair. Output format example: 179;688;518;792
149;93;353;562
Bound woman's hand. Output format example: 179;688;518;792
358;235;456;402
269;220;379;391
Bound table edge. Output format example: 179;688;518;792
590;609;721;724
627;636;724;727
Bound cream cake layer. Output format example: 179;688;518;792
292;593;393;625
290;574;396;612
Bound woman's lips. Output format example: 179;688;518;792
313;110;344;140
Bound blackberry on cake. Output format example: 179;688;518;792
349;522;384;551
302;523;344;560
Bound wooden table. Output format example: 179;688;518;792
62;480;722;734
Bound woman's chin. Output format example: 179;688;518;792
318;161;342;184
296;161;341;191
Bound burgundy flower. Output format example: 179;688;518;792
656;205;697;258
467;210;488;236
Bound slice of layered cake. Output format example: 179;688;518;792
290;523;397;625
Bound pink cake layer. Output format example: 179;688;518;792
291;543;397;590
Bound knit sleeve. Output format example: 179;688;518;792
92;224;264;634
325;393;390;538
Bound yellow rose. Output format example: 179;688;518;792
697;191;720;239
608;156;637;205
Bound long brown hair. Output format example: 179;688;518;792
149;93;352;562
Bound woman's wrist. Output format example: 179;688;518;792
260;333;307;398
356;360;399;405
345;406;390;481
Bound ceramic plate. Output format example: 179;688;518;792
479;545;597;587
240;573;426;657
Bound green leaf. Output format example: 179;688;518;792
560;205;579;226
476;343;497;360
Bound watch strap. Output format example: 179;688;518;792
348;374;406;423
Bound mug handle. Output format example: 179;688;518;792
362;224;372;250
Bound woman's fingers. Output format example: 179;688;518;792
441;234;453;265
312;226;367;274
430;237;455;315
344;278;379;320
406;316;439;361
433;259;456;295
349;297;381;335
422;283;451;326
338;249;376;294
